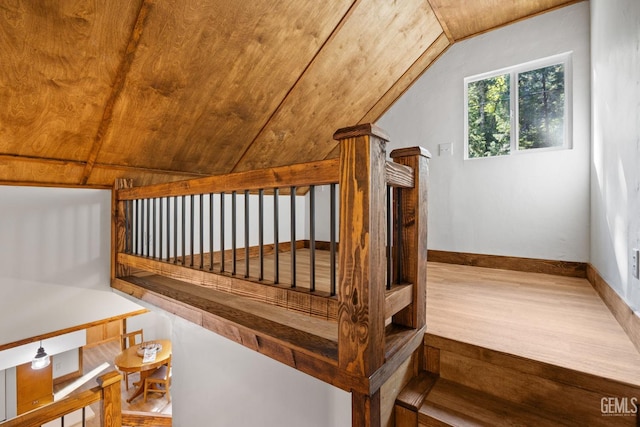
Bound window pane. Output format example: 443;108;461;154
467;74;511;158
518;64;565;150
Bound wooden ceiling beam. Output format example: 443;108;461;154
426;0;454;42
79;0;153;185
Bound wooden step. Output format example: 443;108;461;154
419;378;581;427
426;334;640;406
420;334;640;426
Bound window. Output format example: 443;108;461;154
464;53;571;159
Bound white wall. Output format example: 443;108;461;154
171;314;350;427
0;186;111;289
0;369;5;421
590;0;640;310
378;3;591;261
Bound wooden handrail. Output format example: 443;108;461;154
110;123;429;427
116;157;413;202
117;158;340;200
0;371;122;427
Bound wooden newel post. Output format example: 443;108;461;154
98;371;123;427
335;123;388;427
390;147;430;330
112;178;132;282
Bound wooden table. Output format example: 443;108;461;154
114;339;172;403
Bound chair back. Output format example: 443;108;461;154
121;329;144;351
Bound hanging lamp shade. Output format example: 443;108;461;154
32;343;50;370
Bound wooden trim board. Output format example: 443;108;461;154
587;264;640;354
427;250;587;278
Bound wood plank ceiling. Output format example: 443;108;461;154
0;0;581;188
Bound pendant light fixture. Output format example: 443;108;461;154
32;341;50;370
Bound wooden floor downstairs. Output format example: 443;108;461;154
53;340;171;427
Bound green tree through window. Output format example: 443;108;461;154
465;55;569;159
518;64;565;150
467;74;511;158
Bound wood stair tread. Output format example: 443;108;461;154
419;378;577;427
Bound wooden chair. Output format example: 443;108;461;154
120;329;144;390
144;356;171;402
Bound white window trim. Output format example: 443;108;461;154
463;52;573;160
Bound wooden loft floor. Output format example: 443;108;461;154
126;247;640;387
427;261;640;387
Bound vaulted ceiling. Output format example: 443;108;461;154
0;0;581;188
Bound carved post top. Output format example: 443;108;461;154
390;146;432;159
333;123;390;142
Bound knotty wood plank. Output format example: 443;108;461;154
420;378;574;427
381;353;420;427
385;284;414;320
427;0;581;41
117;158;339;200
438;350;632;426
233;0;443;172
425;346;440;375
385;161;414;188
120;274;338;356
425;334;640;402
336;125;387;377
370;327;426;395
95;1;353;176
99;371;123;427
391;147;430;330
360;33;451;125
81;0;153;185
121;411;172;426
396;372;438;412
112;276;376;394
352;390;381;427
118;252;339;320
0;156;87;187
0;1;142;163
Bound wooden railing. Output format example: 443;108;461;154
0;371;122;427
111;123;430;427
